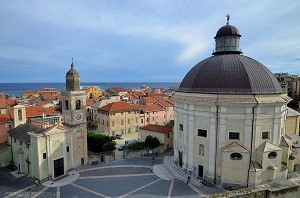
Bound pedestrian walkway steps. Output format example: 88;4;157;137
153;164;175;180
163;156;203;188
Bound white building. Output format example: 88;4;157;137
172;19;294;188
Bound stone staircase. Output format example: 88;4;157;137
163;156;203;187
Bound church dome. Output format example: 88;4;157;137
178;54;283;94
215;24;240;38
178;19;283;95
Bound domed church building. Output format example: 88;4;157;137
172;18;294;188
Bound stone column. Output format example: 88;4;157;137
173;107;178;160
188;105;194;171
208;106;217;183
183;111;188;170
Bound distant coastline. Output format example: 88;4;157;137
0;82;179;97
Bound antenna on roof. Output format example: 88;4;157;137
226;14;230;25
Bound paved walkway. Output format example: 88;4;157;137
42;170;79;187
1;157;224;197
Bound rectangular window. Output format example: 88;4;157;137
14;138;16;143
112;121;115;127
262;131;269;139
146;118;149;122
128;119;130;124
179;124;183;131
67;146;69;152
107;121;109;126
20;141;22;145
152;117;154;121
141;119;143;124
121;120;124;125
229;132;240;140
43;153;46;159
26;144;29;149
198;129;207;137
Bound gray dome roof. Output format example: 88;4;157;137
178;54;283;94
66;63;79;77
215;24;240;38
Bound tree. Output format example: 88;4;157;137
145;135;160;148
165;120;174;128
103;141;116;152
87;131;112;153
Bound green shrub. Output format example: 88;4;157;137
145;135;160;148
87;131;114;152
127;142;145;150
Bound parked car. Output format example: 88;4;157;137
116;134;124;139
125;139;137;145
111;136;117;140
118;144;126;151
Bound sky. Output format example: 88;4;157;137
0;0;299;83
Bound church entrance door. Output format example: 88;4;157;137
198;165;203;178
54;158;64;178
179;151;183;167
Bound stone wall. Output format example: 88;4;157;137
211;177;300;198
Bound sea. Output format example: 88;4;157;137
0;82;179;97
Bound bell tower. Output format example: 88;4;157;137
61;61;88;166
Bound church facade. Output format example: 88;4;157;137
8;62;88;182
172;19;295;188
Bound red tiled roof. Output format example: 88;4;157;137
110;87;126;93
8;106;60;119
86;99;97;107
143;97;156;104
41;93;58;101
0;113;12;122
147;93;165;97
155;97;173;107
143;104;164;112
0;98;17;109
140;124;172;134
100;102;138;112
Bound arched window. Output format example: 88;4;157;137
76;100;81;110
268;152;277;159
199;144;204;156
230;153;243;160
65;100;69;110
18;109;22;121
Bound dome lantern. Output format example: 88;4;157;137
213;15;242;55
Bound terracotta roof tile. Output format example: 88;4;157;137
109;87;126;93
8;106;60;119
140;124;172;134
100;102;138;112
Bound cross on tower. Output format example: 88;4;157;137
226;14;230;25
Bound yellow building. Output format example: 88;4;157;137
84;86;102;99
96;102;139;136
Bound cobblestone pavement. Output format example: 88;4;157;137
0;156;223;197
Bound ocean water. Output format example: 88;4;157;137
0;82;179;97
